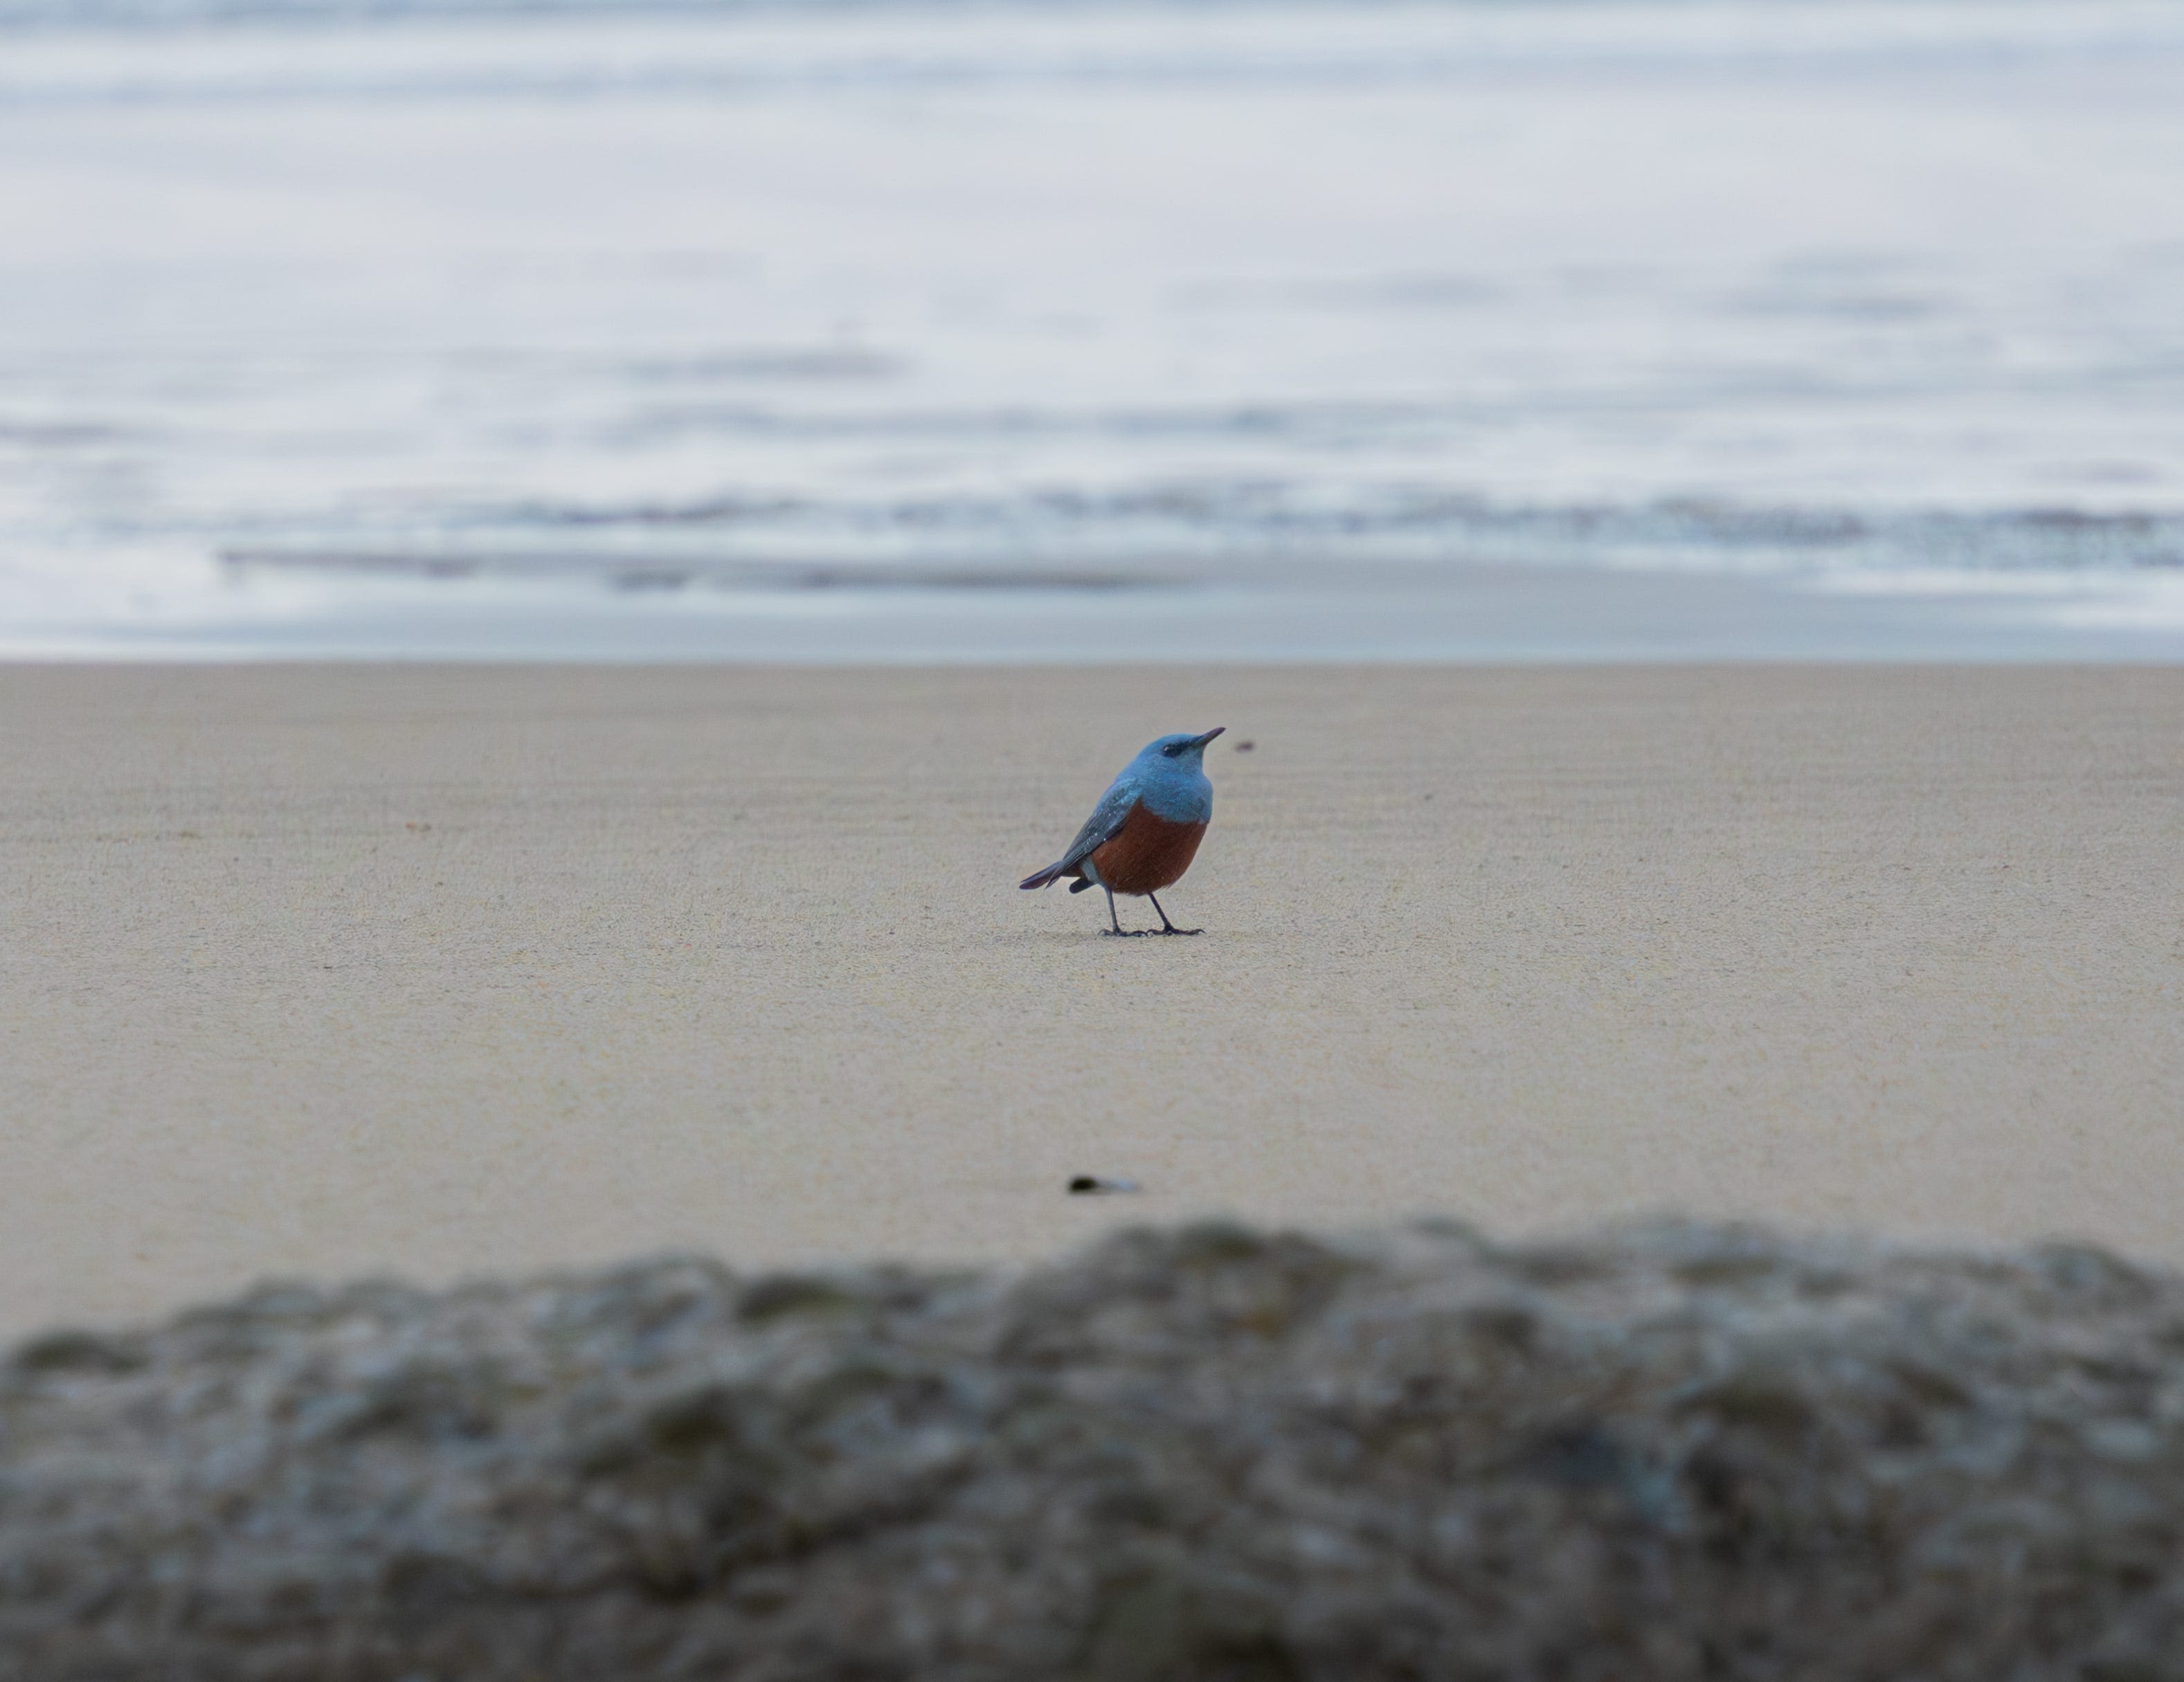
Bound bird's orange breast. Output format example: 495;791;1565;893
1090;802;1206;895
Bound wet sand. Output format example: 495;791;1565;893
3;664;2180;1336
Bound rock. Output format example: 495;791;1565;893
6;1221;2184;1679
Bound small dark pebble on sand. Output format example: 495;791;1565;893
1067;1175;1138;1195
1233;739;1254;751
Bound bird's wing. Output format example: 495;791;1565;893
1057;779;1139;871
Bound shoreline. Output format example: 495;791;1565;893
10;560;2184;664
4;662;2181;1337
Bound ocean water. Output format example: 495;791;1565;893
3;0;2183;658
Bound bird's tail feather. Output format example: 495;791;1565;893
1018;861;1069;890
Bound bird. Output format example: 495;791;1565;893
1019;727;1224;936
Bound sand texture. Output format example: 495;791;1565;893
2;664;2181;1335
8;1220;2184;1680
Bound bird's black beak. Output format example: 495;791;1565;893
1191;727;1226;748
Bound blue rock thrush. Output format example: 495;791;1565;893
1018;727;1224;936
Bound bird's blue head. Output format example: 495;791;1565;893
1133;727;1225;771
1123;727;1222;822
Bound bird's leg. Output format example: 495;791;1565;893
1146;892;1202;936
1101;886;1144;937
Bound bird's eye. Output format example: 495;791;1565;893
1163;743;1182;757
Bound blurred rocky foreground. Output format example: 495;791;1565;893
6;1223;2184;1682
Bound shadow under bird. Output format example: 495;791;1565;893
1019;727;1224;935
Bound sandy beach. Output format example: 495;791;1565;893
3;664;2180;1337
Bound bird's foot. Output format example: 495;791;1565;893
1154;925;1204;936
1103;927;1150;937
